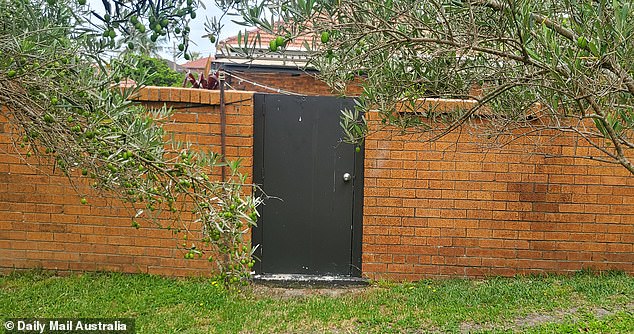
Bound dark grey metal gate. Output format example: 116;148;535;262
252;94;363;277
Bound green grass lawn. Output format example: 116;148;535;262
1;270;632;333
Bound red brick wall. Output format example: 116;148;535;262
225;70;364;96
3;92;633;280
362;100;634;280
0;87;254;276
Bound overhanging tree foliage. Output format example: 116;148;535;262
236;0;634;175
0;0;259;284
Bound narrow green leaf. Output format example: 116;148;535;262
525;47;539;60
588;41;599;56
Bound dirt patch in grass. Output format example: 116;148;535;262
250;284;371;299
459;302;634;333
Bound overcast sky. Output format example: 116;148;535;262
87;0;244;63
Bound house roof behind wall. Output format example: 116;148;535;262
215;26;318;70
220;27;314;50
182;56;214;71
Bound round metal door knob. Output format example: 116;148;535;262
343;173;352;182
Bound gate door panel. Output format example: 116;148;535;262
253;94;362;276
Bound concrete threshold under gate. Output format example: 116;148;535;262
252;274;369;288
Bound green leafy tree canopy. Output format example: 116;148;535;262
236;0;634;175
115;54;185;87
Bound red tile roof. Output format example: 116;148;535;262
220;26;316;50
181;56;214;71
